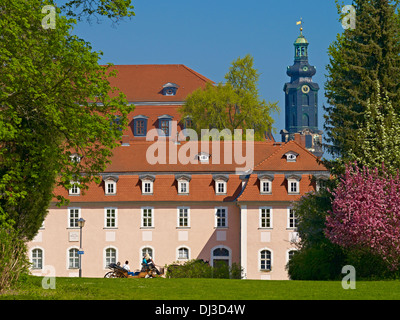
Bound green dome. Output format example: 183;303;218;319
294;34;308;44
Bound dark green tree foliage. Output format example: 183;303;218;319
324;0;400;160
0;0;132;240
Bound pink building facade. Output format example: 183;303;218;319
27;65;328;280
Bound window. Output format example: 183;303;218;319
215;207;227;228
162;83;179;96
178;247;189;260
211;246;231;267
288;250;297;261
142;180;153;194
177;207;189;227
178;180;189;194
216;181;226;195
260;207;272;228
285;152;298;162
68;248;79;269
31;248;43;269
68;208;80;228
160;120;170;136
142;247;153;259
260;250;272;271
105;247;117;268
288;179;299;194
133;115;148;137
290;180;298;193
288;208;298;229
261;180;271;194
105;208;117;228
69;181;80;195
70;153;81;163
142;207;153;228
135;119;145;135
105;180;116;195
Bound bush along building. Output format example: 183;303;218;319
27;39;329;280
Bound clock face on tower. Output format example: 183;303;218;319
301;85;310;94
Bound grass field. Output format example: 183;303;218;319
1;276;400;300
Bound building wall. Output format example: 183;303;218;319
28;203;241;278
242;205;298;280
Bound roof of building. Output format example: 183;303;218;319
107;64;214;102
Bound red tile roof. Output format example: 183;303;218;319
107;64;214;102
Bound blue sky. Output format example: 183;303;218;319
72;0;344;155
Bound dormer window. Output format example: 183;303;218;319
162;83;179;96
103;175;119;195
133;115;148;137
213;174;229;195
70;153;81;163
196;152;210;163
175;174;191;195
140;174;155;195
258;174;274;194
69;181;80;195
285;174;301;195
284;151;298;162
158;115;173;136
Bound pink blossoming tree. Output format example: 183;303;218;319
325;164;400;270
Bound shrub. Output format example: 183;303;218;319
166;260;243;279
0;227;30;293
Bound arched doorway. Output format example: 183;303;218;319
210;246;231;268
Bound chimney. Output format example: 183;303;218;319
294;133;306;148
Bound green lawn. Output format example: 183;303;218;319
1;276;400;300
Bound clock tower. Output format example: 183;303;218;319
281;27;323;157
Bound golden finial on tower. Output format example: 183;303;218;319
296;18;303;35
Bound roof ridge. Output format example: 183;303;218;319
252;141;287;171
180;65;215;84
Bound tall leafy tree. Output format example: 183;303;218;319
347;81;400;175
324;0;400;160
0;0;133;240
179;54;279;141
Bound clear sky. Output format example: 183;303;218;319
72;0;345;155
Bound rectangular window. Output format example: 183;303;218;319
69;181;80;195
178;181;189;194
105;181;116;195
136;120;145;135
216;181;226;194
288;208;298;229
260;207;272;228
142;207;153;228
215;207;227;228
69;208;80;228
143;181;153;194
69;249;79;269
105;208;117;228
32;249;43;269
178;207;189;227
261;180;271;194
288;179;299;194
160;119;170;136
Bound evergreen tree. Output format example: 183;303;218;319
324;0;400;160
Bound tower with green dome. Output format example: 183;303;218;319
281;25;323;157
